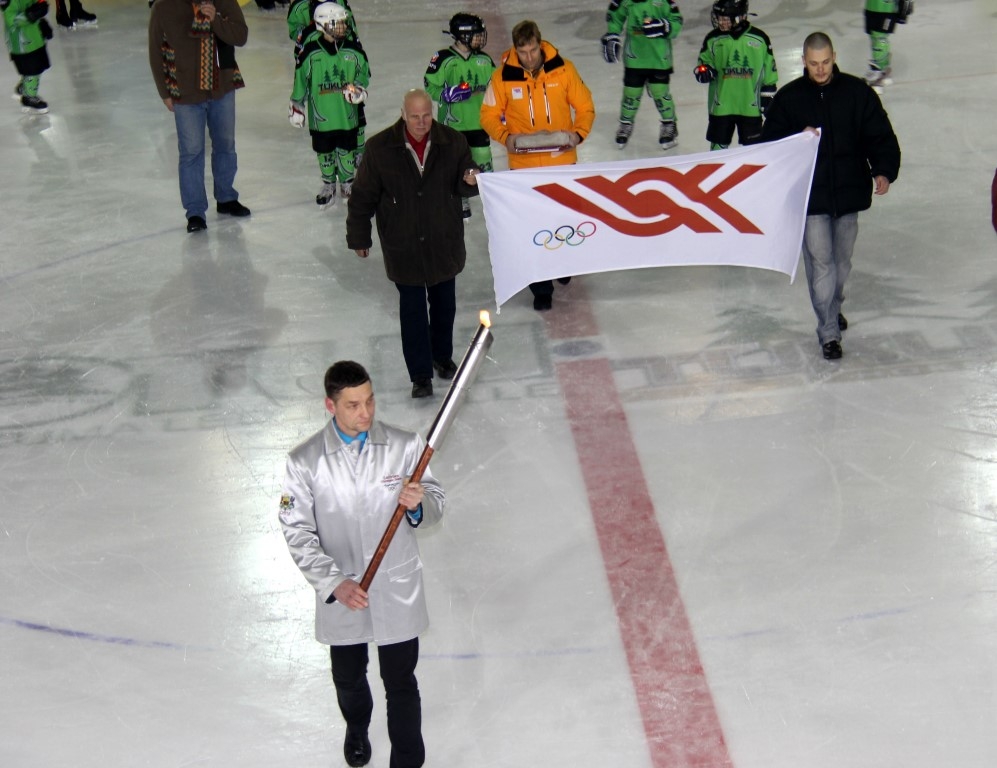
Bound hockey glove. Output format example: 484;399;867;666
693;64;716;84
896;0;913;23
642;18;670;38
440;82;472;104
601;33;621;64
288;101;305;128
760;86;776;115
343;84;368;105
39;18;53;39
25;0;49;22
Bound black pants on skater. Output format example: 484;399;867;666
330;638;425;768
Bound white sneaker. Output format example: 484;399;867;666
316;181;336;207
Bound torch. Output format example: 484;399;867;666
359;311;494;591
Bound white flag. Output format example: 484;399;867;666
476;132;819;308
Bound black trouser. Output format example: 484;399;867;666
330;638;424;768
395;278;456;382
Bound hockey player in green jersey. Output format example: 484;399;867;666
2;0;53;113
289;2;370;208
601;0;683;150
694;0;777;150
424;12;494;219
864;0;913;89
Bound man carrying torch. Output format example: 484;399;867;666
279;360;444;768
278;316;492;767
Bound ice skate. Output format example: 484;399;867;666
615;121;633;149
864;65;892;92
658;120;678;150
316;181;337;207
21;95;49;115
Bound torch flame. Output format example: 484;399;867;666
479;310;491;328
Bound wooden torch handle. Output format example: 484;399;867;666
358;445;435;592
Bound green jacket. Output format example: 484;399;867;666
697;25;777;117
291;35;369;133
423;47;495;131
606;0;683;72
2;0;46;56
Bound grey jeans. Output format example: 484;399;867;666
801;213;858;344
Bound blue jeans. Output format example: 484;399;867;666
801;213;858;345
172;91;239;219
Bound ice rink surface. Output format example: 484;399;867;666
2;0;996;766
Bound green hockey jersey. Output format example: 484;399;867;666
697;25;777;118
423;47;495;131
605;0;683;72
291;36;369;133
865;0;899;12
2;0;46;56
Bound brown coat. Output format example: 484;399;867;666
148;0;248;105
346;119;478;287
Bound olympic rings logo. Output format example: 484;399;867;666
532;221;597;249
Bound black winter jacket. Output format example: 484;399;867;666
761;65;900;217
346;119;478;286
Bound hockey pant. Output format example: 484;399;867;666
619;69;675;124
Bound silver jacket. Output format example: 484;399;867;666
279;419;444;645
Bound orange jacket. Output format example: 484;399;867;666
480;40;595;169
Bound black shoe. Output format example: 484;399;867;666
533;294;552;311
433;358;458;380
837;313;848;331
556;276;572;286
56;10;74;28
216;200;251;217
186;216;207;233
822;340;843;360
411;379;433;398
343;728;371;768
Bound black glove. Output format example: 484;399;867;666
39;17;53;38
601;33;620;64
693;64;716;84
642;17;670;38
24;0;49;22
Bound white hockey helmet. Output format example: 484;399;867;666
314;2;349;39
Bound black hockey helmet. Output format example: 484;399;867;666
711;0;749;32
446;12;487;51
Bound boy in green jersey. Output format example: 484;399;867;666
864;0;913;89
289;2;370;208
694;0;777;150
424;12;494;218
1;0;53;113
601;0;683;150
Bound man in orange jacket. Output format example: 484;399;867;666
481;19;596;310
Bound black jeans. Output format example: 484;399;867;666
395;278;456;382
330;638;424;768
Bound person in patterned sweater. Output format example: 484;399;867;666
2;0;53;113
289;1;370;208
694;0;777;150
601;0;683;150
424;12;495;219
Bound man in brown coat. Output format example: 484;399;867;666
149;0;250;233
346;89;480;398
